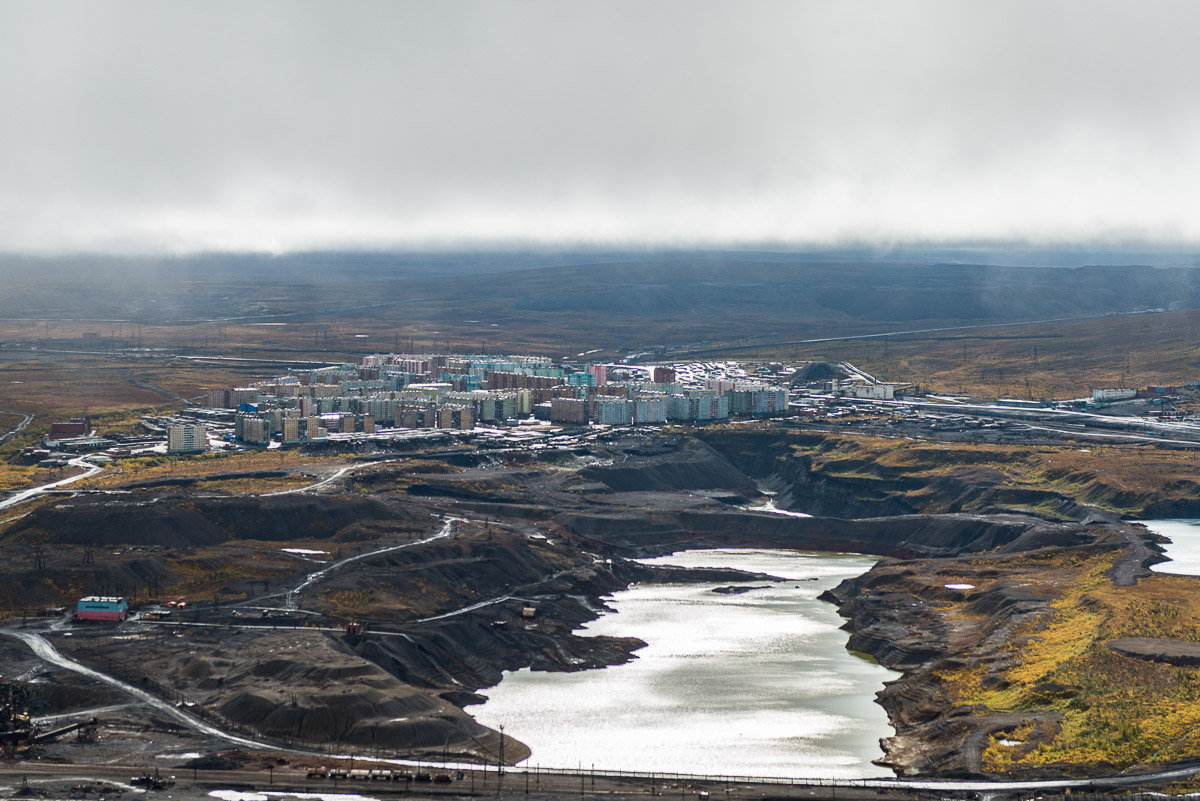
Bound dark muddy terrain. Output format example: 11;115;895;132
0;428;1172;778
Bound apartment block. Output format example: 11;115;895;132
633;398;667;424
167;424;207;454
550;397;588;424
667;393;729;422
207;387;260;409
652;366;676;384
594;398;633;426
281;417;301;444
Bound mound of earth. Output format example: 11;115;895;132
1107;637;1200;666
3;492;412;547
698;428;1128;522
790;362;846;382
77;628;527;763
1;554;182;609
307;529;606;621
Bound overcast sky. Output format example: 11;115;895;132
2;1;1199;254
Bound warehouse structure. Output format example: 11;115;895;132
75;596;128;622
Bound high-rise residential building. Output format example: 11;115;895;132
281;417;301;444
167;424;208;453
652;366;676;384
594;398;633;426
633;397;667;424
667;393;729;422
310;384;342;399
726;387;789;414
239;417;271;444
550;397;588;424
207;387;260;409
515;389;532;416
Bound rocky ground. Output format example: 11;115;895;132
1;426;1193;782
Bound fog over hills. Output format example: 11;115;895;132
3;251;1200;339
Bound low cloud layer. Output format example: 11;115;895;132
2;1;1199;253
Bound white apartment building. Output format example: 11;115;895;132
167;424;207;454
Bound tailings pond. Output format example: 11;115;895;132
474;549;899;779
1146;519;1200;576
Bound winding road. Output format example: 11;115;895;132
0;408;32;443
0;455;105;512
0;512;474;760
262;459;398;498
1;628;283;753
282;515;463;608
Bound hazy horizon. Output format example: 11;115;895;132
4;242;1200;272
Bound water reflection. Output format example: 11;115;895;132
475;549;898;778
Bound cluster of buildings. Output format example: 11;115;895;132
201;353;794;446
1092;385;1184;403
18;357;913;460
38;416;113;452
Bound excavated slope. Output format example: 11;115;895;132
579;437;756;493
3;492;411;547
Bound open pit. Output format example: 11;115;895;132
0;427;1190;782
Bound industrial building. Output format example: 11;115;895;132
841;383;896;401
1092;388;1137;402
75;596;128;622
48;417;91;440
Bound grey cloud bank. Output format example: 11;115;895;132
1;1;1199;254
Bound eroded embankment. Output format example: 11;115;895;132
559;507;1089;560
0;491;433;609
697;427;1200;520
815;525;1197;780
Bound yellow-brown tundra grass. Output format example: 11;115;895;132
929;548;1200;773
